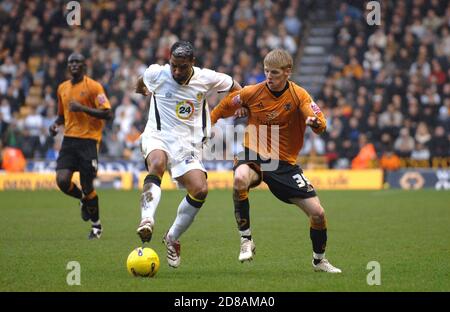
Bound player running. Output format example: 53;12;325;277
211;49;341;273
135;41;241;268
49;52;112;239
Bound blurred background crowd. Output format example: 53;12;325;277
0;0;448;171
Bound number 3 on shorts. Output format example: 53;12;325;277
292;173;310;188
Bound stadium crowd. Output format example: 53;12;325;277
0;0;305;165
0;0;448;171
311;0;450;170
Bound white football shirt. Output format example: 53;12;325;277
142;64;233;143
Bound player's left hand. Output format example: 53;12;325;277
306;116;322;129
234;107;249;118
69;101;84;112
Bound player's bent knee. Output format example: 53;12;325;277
310;211;327;230
147;161;165;175
191;184;208;200
233;174;249;192
56;175;71;192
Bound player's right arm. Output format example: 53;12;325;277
49;86;65;137
210;90;243;124
49;115;64;137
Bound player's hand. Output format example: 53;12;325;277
306;116;322;129
234;106;249;118
69;101;84;112
49;123;59;137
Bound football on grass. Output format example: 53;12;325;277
127;247;160;277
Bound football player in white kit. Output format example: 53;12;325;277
135;41;241;268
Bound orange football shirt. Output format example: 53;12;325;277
211;81;326;164
57;76;111;142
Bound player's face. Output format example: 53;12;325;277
68;57;85;77
170;56;194;84
264;66;291;91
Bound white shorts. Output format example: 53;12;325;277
140;130;206;179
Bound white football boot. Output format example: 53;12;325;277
239;237;256;262
162;233;181;268
137;218;154;243
312;258;342;273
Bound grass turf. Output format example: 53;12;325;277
0;189;449;292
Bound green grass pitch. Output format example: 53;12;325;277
1;189;449;292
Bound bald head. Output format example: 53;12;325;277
68;53;85;63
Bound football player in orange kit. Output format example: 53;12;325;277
211;49;341;273
49;53;112;240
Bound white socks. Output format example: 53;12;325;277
141;184;161;223
239;229;252;237
168;195;201;241
313;252;325;260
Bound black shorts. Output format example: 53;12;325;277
234;148;317;204
56;136;98;178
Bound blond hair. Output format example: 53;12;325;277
263;49;293;69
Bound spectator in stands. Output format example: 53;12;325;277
414;122;432;146
379;148;401;171
336;2;362;23
394;127;415;158
430;59;447;86
368;28;387;51
0;72;8;94
351;134;377;169
283;7;302;37
0;111;9;142
423;9;443;32
363;45;383;76
411;142;431;161
438;98;450;122
113;94;138;142
421;86;441;106
0;98;12;123
105;126;125;159
279;25;297;55
301;130;326;156
429;125;449;158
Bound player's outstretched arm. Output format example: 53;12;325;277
69;101;113;120
210;91;242;124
